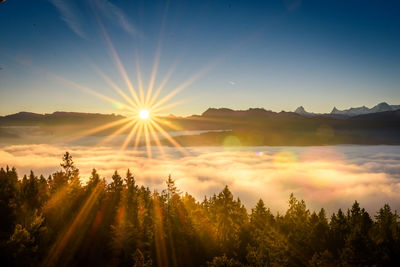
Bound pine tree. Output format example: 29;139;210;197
329;208;349;256
250;199;274;229
109;170;123;194
88;168;100;187
373;204;400;265
166;174;179;201
309;208;329;253
283;193;312;266
60;152;78;181
341;201;376;265
0;167;19;240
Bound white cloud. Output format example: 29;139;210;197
49;0;86;39
94;0;140;37
1;144;400;214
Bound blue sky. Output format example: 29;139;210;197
0;0;399;115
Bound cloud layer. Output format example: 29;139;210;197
1;144;400;214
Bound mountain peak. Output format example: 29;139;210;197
371;102;392;113
331;107;339;113
375;102;390;108
330;102;398;116
294;106;318;117
294;106;307;114
377;101;389;106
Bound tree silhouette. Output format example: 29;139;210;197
0;154;399;266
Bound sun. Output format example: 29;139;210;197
66;23;210;158
139;109;149;120
70;53;191;157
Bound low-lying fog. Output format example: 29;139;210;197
1;141;400;215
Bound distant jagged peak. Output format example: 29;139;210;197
331;106;339;113
377;101;389;106
294;106;317;117
331;102;399;116
371;102;391;112
294;106;308;114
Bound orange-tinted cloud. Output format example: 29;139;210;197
1;144;400;214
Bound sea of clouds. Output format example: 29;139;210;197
1;144;400;215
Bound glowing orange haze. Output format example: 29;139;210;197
1;144;399;214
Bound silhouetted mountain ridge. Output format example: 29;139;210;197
201;108;302;119
351;109;400;121
202;107;276;117
1;107;400;145
0;111;124;125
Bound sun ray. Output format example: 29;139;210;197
96;18;141;106
152;99;187;114
134;123;145;149
92;65;138;108
148;122;166;156
135;55;145;105
47;50;213;157
8;2;223;160
145;45;161;106
57;15;218;157
145;0;169;107
152;64;210;111
120;121;141;151
152;116;183;131
148;64;176;107
46;71;136;114
67;117;132;143
43;183;104;266
97;119;137;146
150;120;188;155
143;123;152;158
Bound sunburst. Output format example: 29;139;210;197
34;14;216;158
64;37;205;158
73;59;194;158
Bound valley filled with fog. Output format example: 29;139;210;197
1;140;399;214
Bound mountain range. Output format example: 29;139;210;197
1;102;398;124
1;103;400;145
294;102;400;117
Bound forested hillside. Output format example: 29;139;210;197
1;152;399;266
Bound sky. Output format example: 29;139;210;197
0;0;400;116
